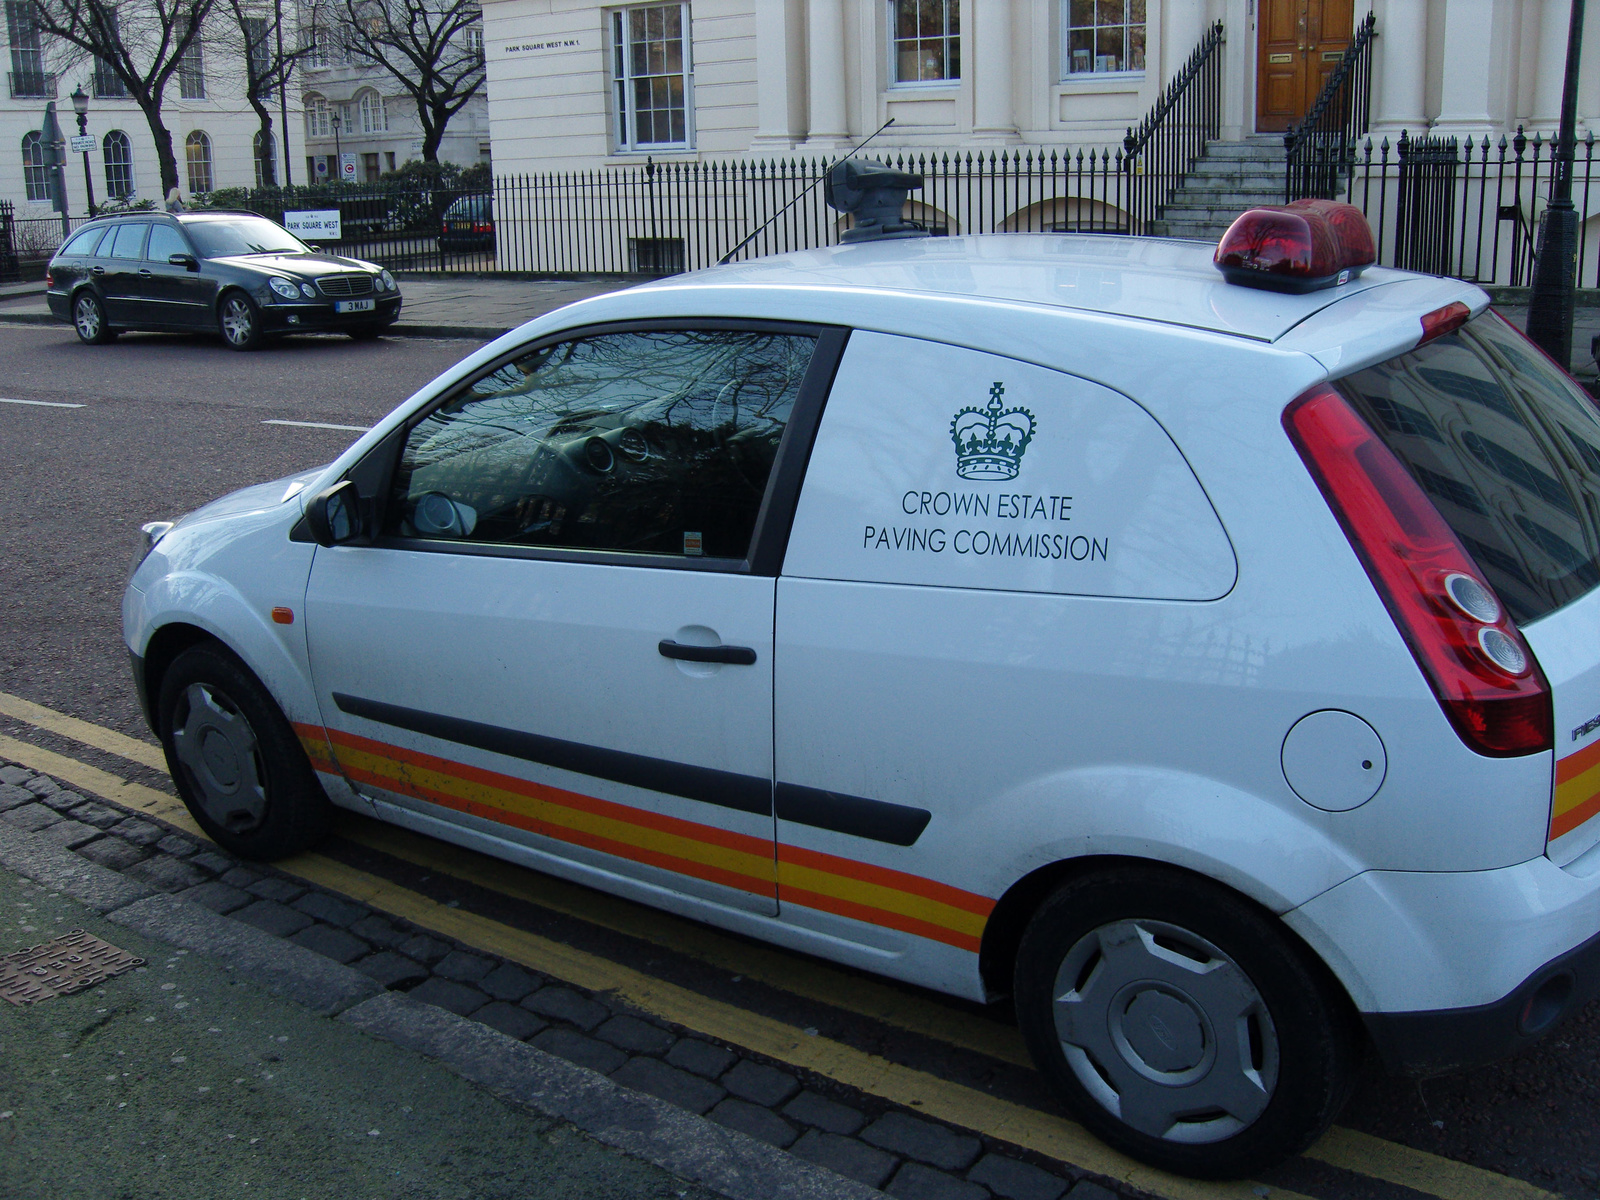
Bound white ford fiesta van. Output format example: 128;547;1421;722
124;200;1600;1178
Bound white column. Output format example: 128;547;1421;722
1531;0;1589;135
751;0;807;149
970;0;1017;142
1162;0;1206;84
1431;0;1498;137
1371;0;1427;136
801;0;852;150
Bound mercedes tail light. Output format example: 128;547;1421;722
1215;199;1377;293
1284;385;1552;757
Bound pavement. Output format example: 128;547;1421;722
0;774;875;1200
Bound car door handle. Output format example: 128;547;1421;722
90;266;104;275
138;269;152;276
658;639;757;666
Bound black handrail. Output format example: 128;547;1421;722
1285;11;1378;201
1122;20;1226;233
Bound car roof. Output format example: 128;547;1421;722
661;233;1431;343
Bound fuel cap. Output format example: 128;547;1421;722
1281;710;1387;811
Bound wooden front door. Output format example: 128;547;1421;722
1256;0;1355;133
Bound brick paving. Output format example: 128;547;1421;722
0;756;1128;1200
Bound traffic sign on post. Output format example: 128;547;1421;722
69;134;95;154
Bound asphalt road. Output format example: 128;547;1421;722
0;325;476;739
3;321;1600;1199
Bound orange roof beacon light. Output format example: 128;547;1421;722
1214;198;1377;294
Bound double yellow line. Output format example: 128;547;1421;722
0;689;1556;1200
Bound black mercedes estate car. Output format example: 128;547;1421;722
46;211;402;349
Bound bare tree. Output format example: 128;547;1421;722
215;0;318;186
28;0;217;198
337;0;483;164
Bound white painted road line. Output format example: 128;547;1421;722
0;396;84;408
262;419;371;432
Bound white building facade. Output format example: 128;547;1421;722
300;32;491;183
480;0;1600;174
1;5;306;218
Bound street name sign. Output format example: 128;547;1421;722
284;209;342;240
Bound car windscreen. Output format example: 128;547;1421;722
182;217;309;258
1336;313;1600;624
445;196;489;219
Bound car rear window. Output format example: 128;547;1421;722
1335;313;1600;624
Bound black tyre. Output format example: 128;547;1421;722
157;642;331;860
218;290;264;350
72;290;115;344
1013;865;1358;1179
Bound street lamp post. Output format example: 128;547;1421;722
70;84;94;219
331;113;341;182
1526;0;1587;369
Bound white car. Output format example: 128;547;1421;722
124;202;1600;1179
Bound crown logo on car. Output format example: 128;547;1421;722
951;383;1035;481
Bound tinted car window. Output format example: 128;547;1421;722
388;329;817;559
1337;313;1600;623
60;226;107;256
145;225;189;262
445;196;490;220
107;223;148;259
183;217;308;257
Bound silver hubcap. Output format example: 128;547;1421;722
221;298;253;345
171;683;267;832
74;296;99;340
1052;919;1278;1145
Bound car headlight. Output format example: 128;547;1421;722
300;282;318;299
269;277;300;300
380;270;395;291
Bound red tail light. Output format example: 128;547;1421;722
1418;301;1471;346
1215;199;1377;293
1284;385;1552;757
44;270;52;287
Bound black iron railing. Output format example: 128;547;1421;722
1338;127;1600;287
1123;20;1226;229
1285;11;1377;201
12;120;1596;291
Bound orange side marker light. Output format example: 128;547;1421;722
271;607;295;625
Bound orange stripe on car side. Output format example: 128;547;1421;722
298;723;994;952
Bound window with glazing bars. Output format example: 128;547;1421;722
890;0;959;84
20;130;48;201
611;3;690;151
103;129;133;198
5;1;46;96
178;24;205;98
245;17;273;97
1063;0;1145;76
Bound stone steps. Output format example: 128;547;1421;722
1153;138;1289;241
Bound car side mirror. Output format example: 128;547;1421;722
305;480;364;548
169;253;198;271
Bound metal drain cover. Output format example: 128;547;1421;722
0;929;144;1006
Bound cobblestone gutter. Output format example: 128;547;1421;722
0;759;1126;1200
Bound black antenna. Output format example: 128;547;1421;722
717;118;897;266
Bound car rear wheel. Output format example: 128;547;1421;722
157;642;330;860
72;291;115;345
1013;865;1358;1179
218;291;264;351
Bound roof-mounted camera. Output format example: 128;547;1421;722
825;159;930;244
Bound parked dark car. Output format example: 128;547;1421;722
45;211;403;350
437;195;495;254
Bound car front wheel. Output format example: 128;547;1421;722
1013;865;1358;1179
157;642;330;859
218;291;264;350
72;291;115;344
